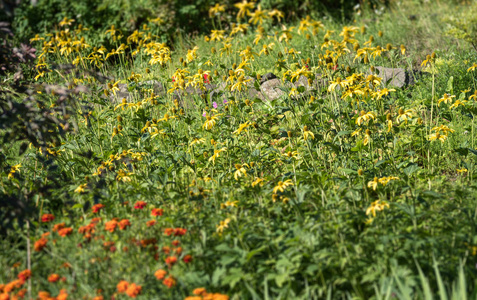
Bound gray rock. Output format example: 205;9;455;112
260;73;277;84
260;78;285;101
372;66;419;88
138;80;165;95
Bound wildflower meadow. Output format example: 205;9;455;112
2;0;477;299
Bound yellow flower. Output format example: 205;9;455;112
74;183;88;193
252;177;264;187
428;132;448;143
209;147;227;164
235;0;255;21
221;201;238;208
467;63;477;72
268;9;284;22
438;93;456;106
234;163;248;180
230;75;251;92
116;169;133;182
273;179;293;194
367;177;378;191
449;99;467;109
283;151;299;159
396;108;413;124
233;121;251;135
328;77;348;92
210;30;226;42
216;218;231;234
366;200;390;217
249;5;268;25
378;176;399;186
457;168;468;173
209;3;226;17
203;114;222;130
303;126;314;141
356;111;377;126
59;17;75;27
400;44;406;55
7;164;21;180
190;138;206;146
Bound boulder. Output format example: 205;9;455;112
372;66;419;88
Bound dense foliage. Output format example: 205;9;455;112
2;1;477;299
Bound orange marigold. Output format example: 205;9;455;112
154;269;167;280
37;291;50;300
52;223;65;232
58;227;73;237
104;220;118;233
165;256;177;266
183;255;193;263
151;208;163;216
146;220;156;227
162;276;176;288
134;201;147;209
193;288;207;296
174;228;187;236
48;274;60;283
17;270;31;282
34;237;48;251
118;219;131;230
164;228;174;236
92;204;105;213
41;214;55;223
125;283;142;298
117;280;129;293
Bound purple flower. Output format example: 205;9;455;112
213;101;218;109
202;111;206;117
223;99;228;104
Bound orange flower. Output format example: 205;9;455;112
92;297;104;300
174;247;182;255
92;204;105;213
134;201;147;209
16;288;26;297
151;208;163;216
184;297;202;300
183;255;193;263
0;293;9;300
172;240;180;246
164;228;174;236
154;269;167;280
146;220;156;227
173;228;187;236
58;227;73;237
41;214;55;223
48;274;60;283
41;232;50;238
17;270;31;282
104;220;118;233
91;217;101;224
118;219;131;230
34;237;48;251
209;293;229;300
162;276;176;288
52;223;65;232
162;246;171;254
37;291;50;300
125;283;142;298
193;288;207;296
3;280;22;293
165;256;177;266
57;289;68;300
117;280;129;293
